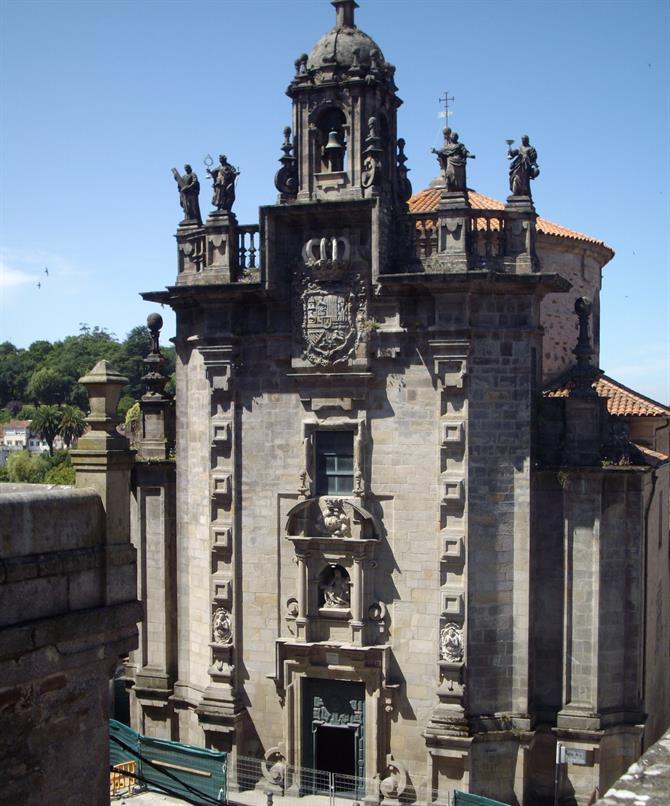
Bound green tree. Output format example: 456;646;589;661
59;404;86;448
30;405;62;456
3;449;73;484
16;404;37;420
5;451;50;483
26;367;69;404
43;451;75;485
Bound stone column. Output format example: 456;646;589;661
296;552;308;640
131;314;177;735
351;555;364;645
71;360;135;607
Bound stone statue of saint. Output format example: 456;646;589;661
212;607;232;645
508;135;540;197
171;164;202;225
207;154;240;212
322;566;350;608
432;128;475;192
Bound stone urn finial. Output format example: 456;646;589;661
77;360;129;451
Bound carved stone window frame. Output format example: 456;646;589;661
301;417;366;499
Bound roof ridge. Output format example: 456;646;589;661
599;374;670;414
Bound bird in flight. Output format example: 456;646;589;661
37;281;41;289
44;267;49;276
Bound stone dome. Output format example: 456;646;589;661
307;25;385;71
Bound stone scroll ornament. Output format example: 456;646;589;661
440;622;464;663
261;748;287;786
361;116;382;190
396;138;412;202
274;126;298;197
212;607;233;645
379;756;408;803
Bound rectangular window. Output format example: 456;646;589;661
315;431;353;495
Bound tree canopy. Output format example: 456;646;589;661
0;323;175;416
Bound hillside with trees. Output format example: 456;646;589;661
0;323;175;484
0;323;175;419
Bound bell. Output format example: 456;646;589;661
324;129;343;153
324;129;344;172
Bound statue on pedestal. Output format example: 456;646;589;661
432;128;475;192
507;134;539;197
171;164;202;226
207;154;240;212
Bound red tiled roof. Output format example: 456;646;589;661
5;420;30;428
545;374;670;417
409;187;613;253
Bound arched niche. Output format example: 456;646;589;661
312;105;348;174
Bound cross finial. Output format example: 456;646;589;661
439;91;455;125
332;0;358;29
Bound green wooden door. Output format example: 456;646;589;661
302;678;365;796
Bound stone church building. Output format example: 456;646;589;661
126;2;670;804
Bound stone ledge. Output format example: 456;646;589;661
0;600;142;665
596;728;670;805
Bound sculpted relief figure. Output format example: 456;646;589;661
440;622;464;663
432;128;475;192
207;154;240;212
321;565;350;609
172;164;202;225
212;607;232;645
508;134;540;197
323;498;352;537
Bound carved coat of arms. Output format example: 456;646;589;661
302;283;356;365
293;230;368;367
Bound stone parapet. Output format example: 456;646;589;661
0;484;141;806
595;728;670;805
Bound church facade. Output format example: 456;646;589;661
127;3;670;804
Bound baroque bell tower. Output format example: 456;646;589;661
283;0;411;207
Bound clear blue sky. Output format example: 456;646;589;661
1;0;668;403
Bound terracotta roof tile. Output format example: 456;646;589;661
545;374;670;417
633;443;669;468
408;187;612;252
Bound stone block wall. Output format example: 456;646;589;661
538;236;611;383
0;484;140;806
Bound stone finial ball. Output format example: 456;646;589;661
574;297;592;317
147;312;163;332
